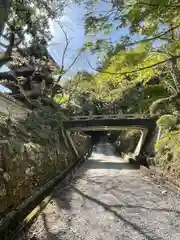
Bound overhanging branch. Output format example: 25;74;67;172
116;24;180;49
87;55;180;76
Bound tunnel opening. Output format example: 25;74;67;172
67;127;147;167
63;117;157;167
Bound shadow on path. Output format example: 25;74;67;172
72;187;167;240
85;159;139;170
23;142;180;240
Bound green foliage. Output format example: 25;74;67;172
77;0;180;93
2;0;66;68
157;114;177;130
55;94;68;104
149;98;169;116
84;15;110;34
149;94;180;117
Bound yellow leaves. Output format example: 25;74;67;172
55;95;68;104
135;53;167;81
105;42;152;75
166;40;180;56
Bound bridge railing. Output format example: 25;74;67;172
68;114;149;121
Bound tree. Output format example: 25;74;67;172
76;0;180;97
0;1;84;109
0;0;10;36
0;1;62;66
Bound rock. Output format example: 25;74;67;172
161;189;168;195
0;183;7;196
30;236;37;240
3;172;11;181
25;167;35;177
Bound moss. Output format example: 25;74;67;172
0;104;89;214
155;131;180;178
116;129;141;153
157;114;177;131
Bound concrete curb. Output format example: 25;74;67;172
0;145;93;240
140;166;180;193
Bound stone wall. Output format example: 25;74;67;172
0;105;91;214
113;130;141;155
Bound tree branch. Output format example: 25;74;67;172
64;50;82;74
87;55;180;76
113;1;180;9
54;22;70;82
114;24;180;49
55;49;82;85
60;24;70;71
0;32;15;67
134;2;180;8
14;27;28;47
0;24;28;68
54;21;82;85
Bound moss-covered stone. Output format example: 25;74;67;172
155;131;180;178
157;114;177;131
0;102;89;214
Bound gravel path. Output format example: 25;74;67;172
20;141;180;240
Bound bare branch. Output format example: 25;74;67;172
55;22;70;82
54;21;83;85
64;50;82;74
55;49;82;85
59;24;70;71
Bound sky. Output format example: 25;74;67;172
0;1;130;91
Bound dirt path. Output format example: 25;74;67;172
20;141;180;240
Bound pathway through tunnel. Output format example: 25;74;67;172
19;141;180;240
86;139;139;171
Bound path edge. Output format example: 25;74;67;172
0;146;93;240
140;165;180;193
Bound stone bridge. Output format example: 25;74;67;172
63;114;157;163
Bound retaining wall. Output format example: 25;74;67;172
0;104;92;215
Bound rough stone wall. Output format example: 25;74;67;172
0;104;90;214
71;133;88;149
144;127;160;157
114;130;141;154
